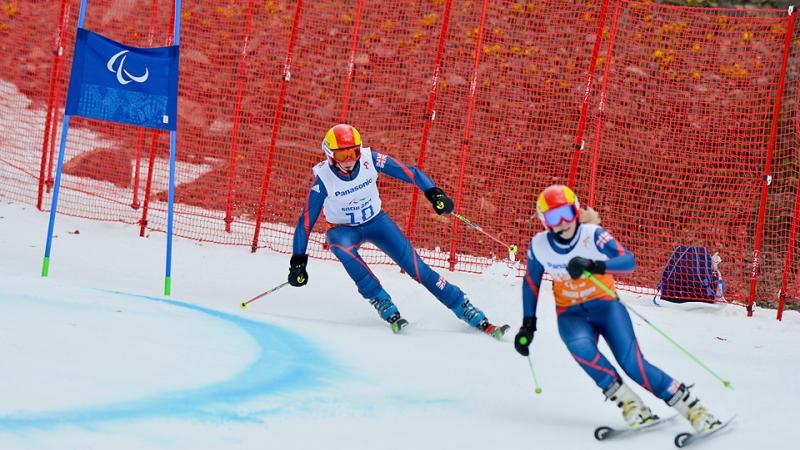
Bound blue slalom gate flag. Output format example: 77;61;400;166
43;1;183;297
65;28;179;131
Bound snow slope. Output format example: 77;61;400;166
0;201;797;450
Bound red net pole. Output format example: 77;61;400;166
140;132;160;237
131;130;145;209
45;0;71;198
46;0;73;198
37;0;69;210
251;0;304;252
405;0;453;240
46;25;70;197
747;8;796;316
447;0;490;271
567;0;610;188
776;8;799;320
223;0;256;233
139;0;176;237
131;0;160;211
139;128;162;235
46;61;64;195
587;0;622;206
338;0;364;122
37;79;54;205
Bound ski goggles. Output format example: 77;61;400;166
542;204;577;227
331;146;361;163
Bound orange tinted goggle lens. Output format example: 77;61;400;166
332;147;360;163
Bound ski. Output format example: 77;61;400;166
594;414;679;441
485;324;510;340
673;416;736;448
390;317;409;334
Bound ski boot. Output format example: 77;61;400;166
604;380;659;429
369;294;407;333
453;297;508;339
667;383;722;433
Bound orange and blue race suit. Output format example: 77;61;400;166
523;224;680;400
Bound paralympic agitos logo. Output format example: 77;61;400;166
107;50;150;85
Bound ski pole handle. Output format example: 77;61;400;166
240;281;290;309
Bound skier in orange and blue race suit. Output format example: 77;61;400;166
513;184;721;433
286;123;507;337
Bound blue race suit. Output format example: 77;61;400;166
523;224;679;401
292;151;465;309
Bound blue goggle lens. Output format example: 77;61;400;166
543;205;576;227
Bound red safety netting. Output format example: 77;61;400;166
0;0;798;315
776;76;800;318
571;3;798;311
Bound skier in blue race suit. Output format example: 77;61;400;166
287;124;507;337
514;185;722;433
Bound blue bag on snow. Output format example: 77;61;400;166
656;246;725;304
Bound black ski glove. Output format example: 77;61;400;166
514;317;537;356
288;254;309;287
424;187;454;215
566;256;606;281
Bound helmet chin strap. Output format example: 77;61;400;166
333;160;355;175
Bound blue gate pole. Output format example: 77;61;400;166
41;0;89;277
164;0;181;295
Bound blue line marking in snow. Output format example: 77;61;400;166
0;290;340;429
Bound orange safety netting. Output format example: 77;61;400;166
0;0;798;316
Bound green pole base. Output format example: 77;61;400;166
41;257;50;277
164;276;171;296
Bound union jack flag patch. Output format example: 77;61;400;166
376;152;388;168
596;231;613;249
436;276;446;290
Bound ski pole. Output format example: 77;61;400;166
584;271;732;389
526;355;543;394
451;212;518;259
240;281;290;309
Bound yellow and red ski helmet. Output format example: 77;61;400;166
321;124;362;160
536;185;581;228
